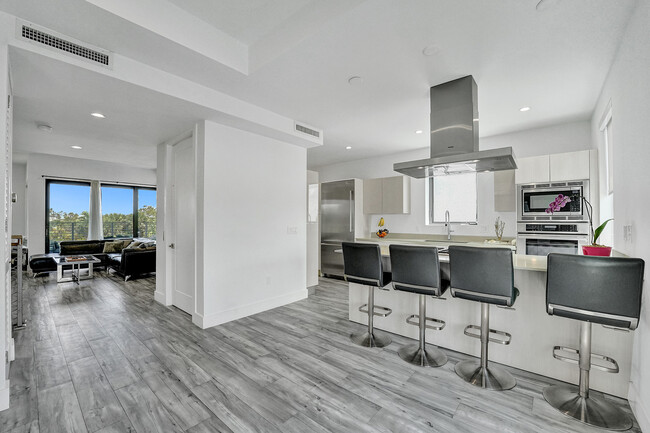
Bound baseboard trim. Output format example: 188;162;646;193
629;382;650;432
0;380;9;411
153;290;169;305
197;289;308;329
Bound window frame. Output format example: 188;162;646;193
426;172;479;225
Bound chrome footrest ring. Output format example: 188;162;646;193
463;325;512;345
405;314;445;330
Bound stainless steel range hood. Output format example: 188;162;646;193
394;75;517;178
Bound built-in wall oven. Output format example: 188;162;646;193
517;180;590;256
517;223;590;256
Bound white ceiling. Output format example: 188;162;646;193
10;48;212;169
2;0;639;169
165;0;314;46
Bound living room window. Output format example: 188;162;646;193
46;180;156;253
101;185;134;239
101;184;156;240
46;180;91;253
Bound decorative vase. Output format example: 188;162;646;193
582;245;612;256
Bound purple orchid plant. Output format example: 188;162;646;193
545;194;571;214
545;194;612;246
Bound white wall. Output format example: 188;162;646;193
26;154;156;255
11;163;26;236
591;1;650;429
315;120;591;239
200;120;307;326
161;121;307;328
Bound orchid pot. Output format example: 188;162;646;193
546;194;613;257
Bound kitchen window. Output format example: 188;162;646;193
427;172;478;224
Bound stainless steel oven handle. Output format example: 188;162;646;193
518;233;589;239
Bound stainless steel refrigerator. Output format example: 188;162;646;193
320;179;359;278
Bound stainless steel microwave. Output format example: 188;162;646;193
517;181;589;221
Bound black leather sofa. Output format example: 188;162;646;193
29;238;149;277
107;247;156;281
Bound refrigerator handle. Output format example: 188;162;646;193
349;190;353;232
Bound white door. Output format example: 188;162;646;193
171;137;195;314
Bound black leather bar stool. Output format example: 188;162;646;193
389;245;448;367
449;246;518;390
342;242;393;348
544;253;644;431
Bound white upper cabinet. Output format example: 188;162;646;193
515;150;593;184
363;176;411;214
515;155;549;184
362;178;383;214
549;150;590;181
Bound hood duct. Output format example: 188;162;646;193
394;75;517;178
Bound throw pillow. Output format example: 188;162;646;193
103;241;124;253
126;241;142;249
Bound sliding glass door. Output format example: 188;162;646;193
137;188;156;239
101;184;156;239
101;185;134;239
46;180;90;253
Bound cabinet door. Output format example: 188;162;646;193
550;150;590;182
515;155;550;184
382;176;410;214
363;178;383;214
494;170;516;212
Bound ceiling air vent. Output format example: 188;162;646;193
295;122;321;139
17;21;112;68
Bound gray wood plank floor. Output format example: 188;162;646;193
0;273;641;432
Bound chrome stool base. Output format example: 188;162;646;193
455;360;516;391
543;385;632;431
350;331;392;348
398;343;447;367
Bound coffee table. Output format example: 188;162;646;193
54;255;101;284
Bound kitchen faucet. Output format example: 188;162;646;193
445;210;453;240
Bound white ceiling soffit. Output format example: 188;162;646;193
85;0;249;74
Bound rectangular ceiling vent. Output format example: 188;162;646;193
17;21;112;68
295;122;321;139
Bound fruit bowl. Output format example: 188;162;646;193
376;229;389;238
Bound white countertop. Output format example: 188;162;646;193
354;237;547;272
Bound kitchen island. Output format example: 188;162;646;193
348;237;634;398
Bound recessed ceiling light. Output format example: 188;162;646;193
415;130;423;134
71;145;82;150
347;76;363;86
345;146;352;150
519;106;531;112
90;112;105;118
36;123;52;132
